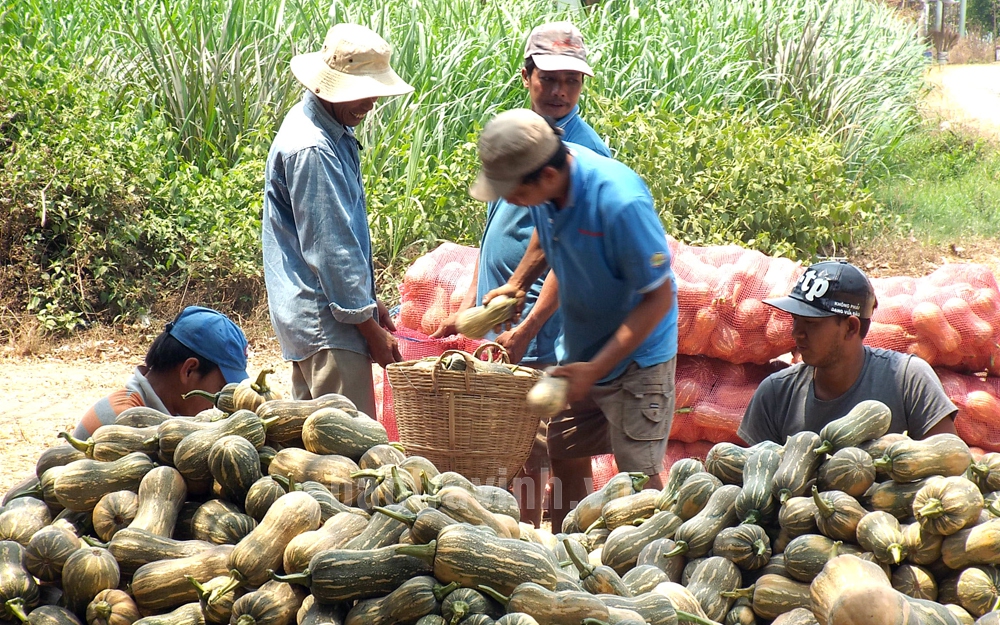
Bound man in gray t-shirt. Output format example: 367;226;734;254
738;261;957;446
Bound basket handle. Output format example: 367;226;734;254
473;341;511;364
430;349;474;393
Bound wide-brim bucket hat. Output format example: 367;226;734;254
291;23;414;103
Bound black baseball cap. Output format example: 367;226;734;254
765;261;877;320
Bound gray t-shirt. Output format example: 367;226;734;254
738;347;957;445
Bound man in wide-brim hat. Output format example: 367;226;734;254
262;23;412;416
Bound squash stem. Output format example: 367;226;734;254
81;535;108;548
778;489;792;505
720;586;755;600
389;442;407;453
249;368;274;394
583;517;606;534
917;499;945;518
662;541;688;559
5;599;29;623
186;575;209;600
57;431;94;456
970;462;990;477
182;389;220;402
740;510;761;525
204;570;246;605
814;441;833;455
629;473;651;492
395;540;437;566
812;486;834;518
475;585;509;606
677;609;721;625
269;473;295;492
92;602;113;620
448;601;469;625
235;614;257;625
754;539;768;556
420;471;438;496
433;581;460;602
351;469;384;481
561;537;595;578
270;568;311;587
872;456;892;471
889;544;904;564
372;505;416;526
389;466;414;503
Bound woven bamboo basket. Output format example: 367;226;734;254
385;343;543;486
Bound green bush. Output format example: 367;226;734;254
594;105;880;259
0;46;266;332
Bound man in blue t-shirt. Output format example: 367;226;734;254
474;109;679;531
433;21;611;527
434;21;610;359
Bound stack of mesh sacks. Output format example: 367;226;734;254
380;242;1000;492
379;243;483;443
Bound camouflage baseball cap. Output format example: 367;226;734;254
765;261;878;319
523;21;594;77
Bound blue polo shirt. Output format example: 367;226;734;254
529;144;678;383
476;106;611;364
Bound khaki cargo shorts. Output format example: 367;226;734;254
546;358;676;476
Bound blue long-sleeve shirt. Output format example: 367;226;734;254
262;91;376;361
475;105;611;364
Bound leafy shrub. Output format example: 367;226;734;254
0;45;266;332
593;105;880;259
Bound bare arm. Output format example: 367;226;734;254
554;278;675;403
482;230;549;320
495;271;559;364
920;414;958;439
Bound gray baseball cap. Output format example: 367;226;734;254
765;261;878;319
524;21;594;77
469;108;563;203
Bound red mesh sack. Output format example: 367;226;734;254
935;369;1000;451
372;365;399;442
398;242;478;335
385;243;485;444
669;237;804;364
670;355;787;444
867;264;1000;374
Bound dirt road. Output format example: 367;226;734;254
0;341;292;495
923;63;1000;138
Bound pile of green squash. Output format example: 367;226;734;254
0;374;998;625
553;398;1000;625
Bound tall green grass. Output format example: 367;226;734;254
44;0;925;178
872;128;1000;240
8;0;926;190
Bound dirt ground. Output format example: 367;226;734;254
0;335;293;495
3;63;1000;498
922;63;1000;139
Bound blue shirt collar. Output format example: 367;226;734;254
303;90;355;144
554;104;581;130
